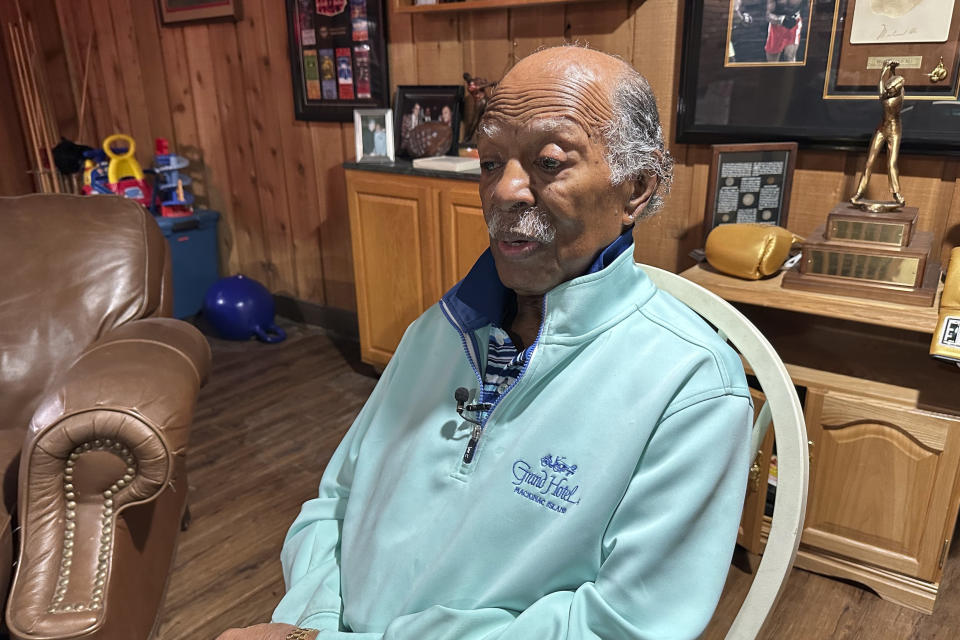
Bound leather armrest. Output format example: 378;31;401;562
7;318;210;637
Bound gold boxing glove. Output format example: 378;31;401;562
705;224;802;280
931;247;960;364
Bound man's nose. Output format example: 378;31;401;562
491;159;534;208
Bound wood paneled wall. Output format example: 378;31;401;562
6;1;960;313
45;0;358;309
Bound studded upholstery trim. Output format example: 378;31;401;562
47;439;137;614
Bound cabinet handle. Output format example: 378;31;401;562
749;449;763;493
940;539;950;570
808;440;815;467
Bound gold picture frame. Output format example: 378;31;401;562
823;0;960;100
724;0;816;68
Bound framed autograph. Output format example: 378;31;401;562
679;0;960;154
285;0;390;122
824;0;960;99
704;142;797;239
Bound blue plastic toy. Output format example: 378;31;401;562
203;275;286;343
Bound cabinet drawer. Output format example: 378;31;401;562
803;390;960;581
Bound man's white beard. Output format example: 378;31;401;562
487;205;557;244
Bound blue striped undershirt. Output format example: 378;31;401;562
480;327;530;410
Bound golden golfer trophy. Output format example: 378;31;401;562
783;61;940;306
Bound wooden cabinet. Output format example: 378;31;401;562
803;391;960;584
345;168;486;368
683;264;960;613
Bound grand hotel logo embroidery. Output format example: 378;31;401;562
511;453;581;514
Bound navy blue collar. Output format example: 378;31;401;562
440;228;634;334
587;227;635;274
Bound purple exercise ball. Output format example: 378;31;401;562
203;274;286;343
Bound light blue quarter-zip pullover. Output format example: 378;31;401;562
273;245;753;639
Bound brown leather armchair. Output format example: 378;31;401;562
0;195;211;639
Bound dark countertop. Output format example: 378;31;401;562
343;158;481;182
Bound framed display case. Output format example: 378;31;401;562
678;0;960;153
286;0;390;122
704;142;797;237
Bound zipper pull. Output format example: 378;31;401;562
463;425;482;464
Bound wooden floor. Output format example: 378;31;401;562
157;321;960;639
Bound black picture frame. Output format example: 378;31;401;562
285;0;390;122
678;0;960;155
703;142;798;241
393;85;464;158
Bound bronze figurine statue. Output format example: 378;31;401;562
851;60;905;212
461;72;497;147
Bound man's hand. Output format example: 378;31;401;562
215;623;313;640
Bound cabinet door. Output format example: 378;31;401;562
346;173;441;367
739;389;776;555
802;390;960;581
438;188;488;291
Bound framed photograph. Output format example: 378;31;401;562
285;0;390;122
703;142;797;239
679;0;960;154
394;85;464;158
158;0;241;25
724;0;814;67
354;109;395;162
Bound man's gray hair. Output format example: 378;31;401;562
602;68;674;217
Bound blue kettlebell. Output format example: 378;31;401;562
203;274;286;343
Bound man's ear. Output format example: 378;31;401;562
622;171;658;225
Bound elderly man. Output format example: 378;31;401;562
219;46;751;640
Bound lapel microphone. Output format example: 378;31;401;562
454;387;491;426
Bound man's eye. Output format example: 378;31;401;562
480;160;501;172
537;157;562;171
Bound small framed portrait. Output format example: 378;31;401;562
703;142;797;240
393;85;464;158
158;0;241;25
353;108;394;162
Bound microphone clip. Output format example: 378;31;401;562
454;387;491;426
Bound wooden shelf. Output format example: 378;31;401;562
679;264;941;335
395;0;602;14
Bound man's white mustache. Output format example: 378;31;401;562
487;205;556;243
